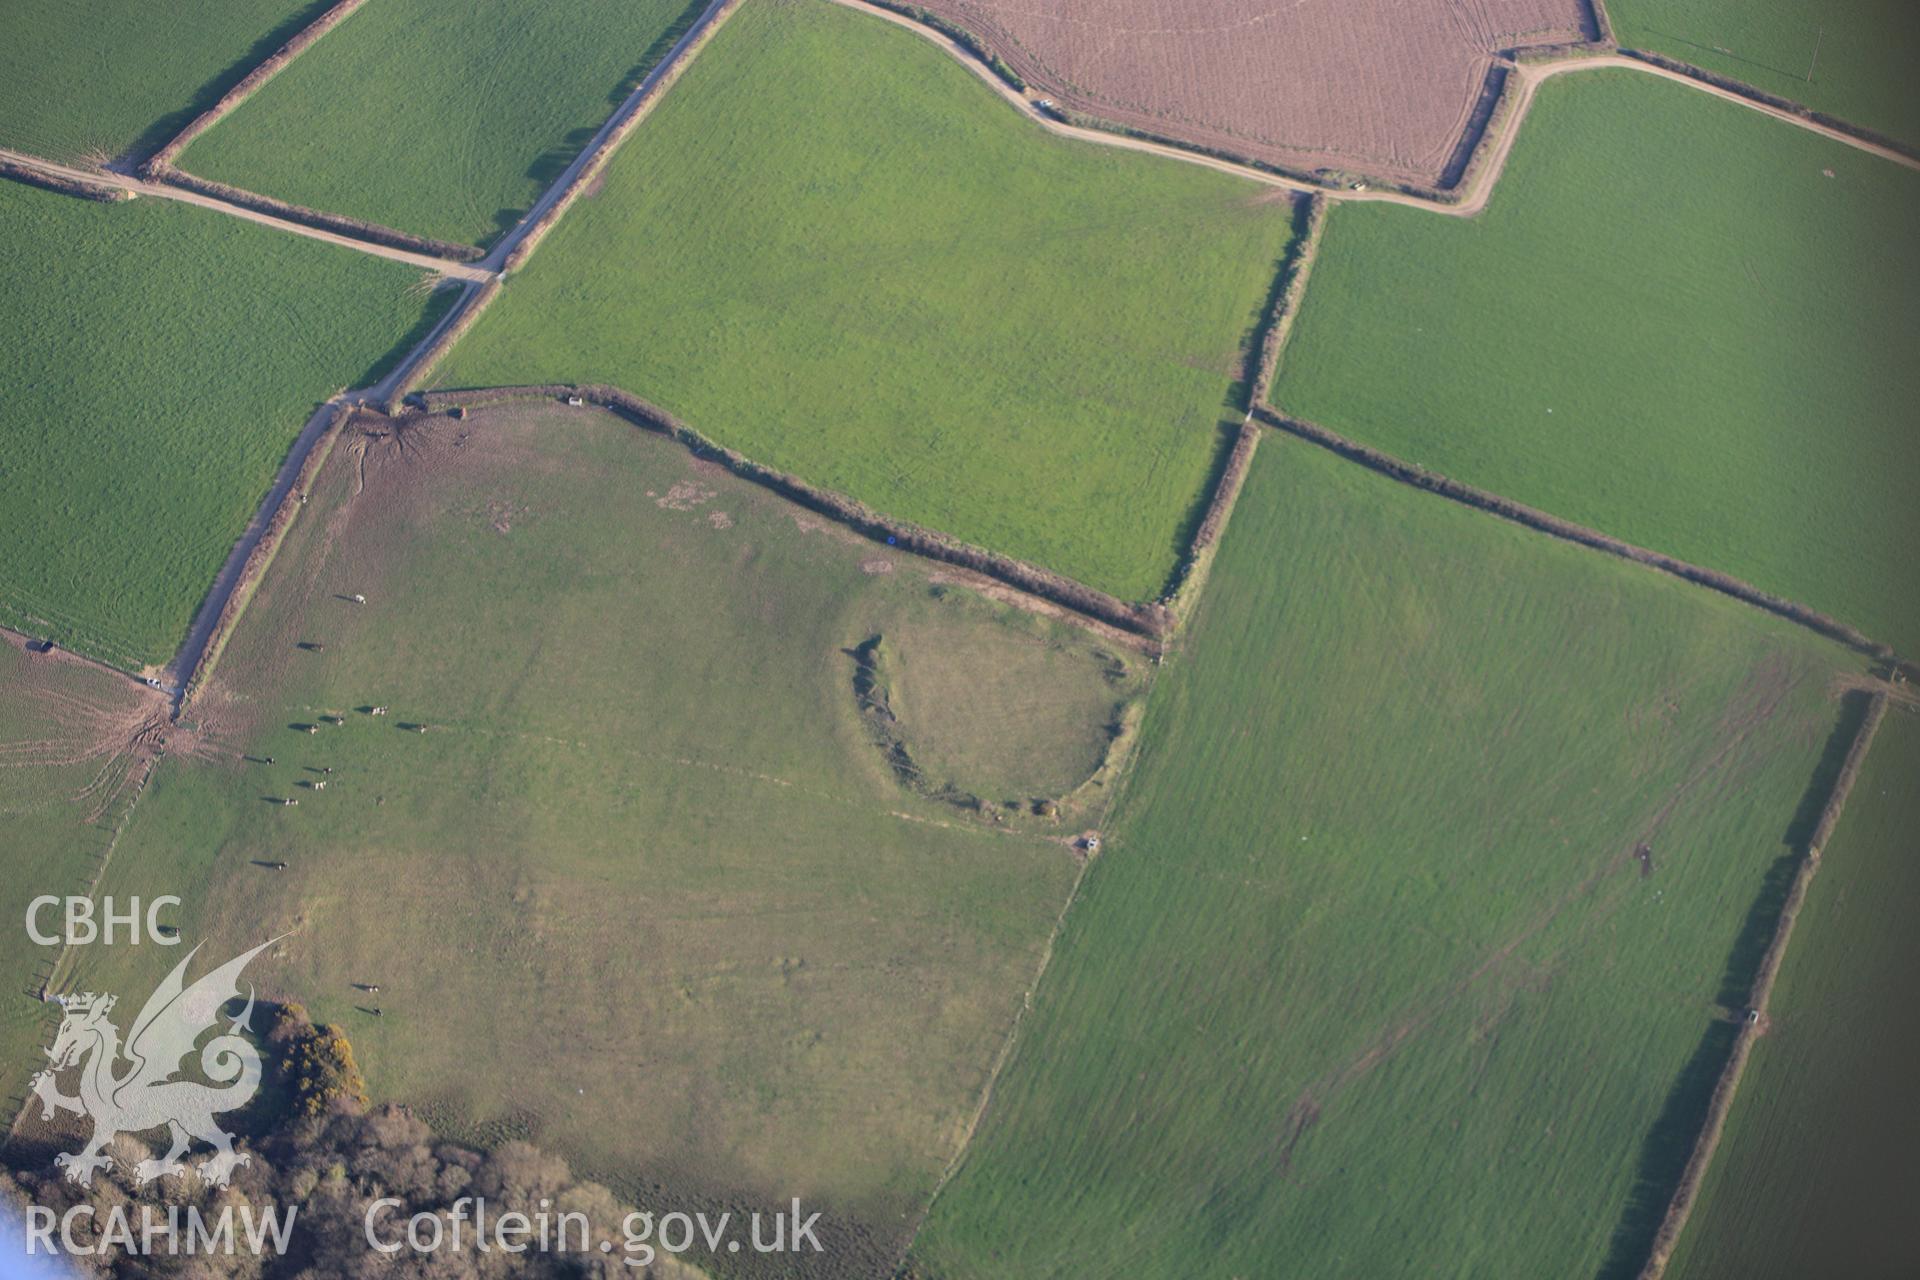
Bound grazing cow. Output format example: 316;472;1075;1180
281;799;298;807
312;780;327;791
370;706;389;716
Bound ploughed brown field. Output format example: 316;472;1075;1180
913;0;1595;185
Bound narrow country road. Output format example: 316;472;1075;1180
0;147;494;281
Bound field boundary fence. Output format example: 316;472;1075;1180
0;577;154;677
384;278;503;408
1635;690;1891;1278
30;743;167;1010
1615;49;1920;165
1439;48;1564;202
1049;104;1445;202
0;624;150;702
420;385;1173;641
1254;408;1892;660
1;747;162;1157
851;0;1613;203
841;0;1912;230
5;0;743;283
1438;62;1518;193
1190;423;1261;560
1155;195;1324;625
895;834;1097;1273
1157;419;1261;628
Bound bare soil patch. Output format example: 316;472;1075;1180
0;630;167;827
910;0;1593;185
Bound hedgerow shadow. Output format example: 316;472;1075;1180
479;0;714;248
1153;417;1241;601
120;0;338;166
1228;196;1315;415
1636;27;1809;83
1592;688;1875;1279
348;281;462;391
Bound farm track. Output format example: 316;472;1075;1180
4;0;1905;294
830;0;1920;218
0;625;164;709
1437;53;1920;216
0;148;494;281
0;1;745;281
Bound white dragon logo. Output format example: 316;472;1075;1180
30;940;276;1188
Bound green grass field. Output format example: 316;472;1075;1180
1669;706;1920;1280
434;0;1297;602
1271;70;1920;656
0;0;325;163
56;401;1120;1270
0;636;170;1112
1609;0;1920;149
883;619;1141;803
0;178;451;669
907;434;1861;1278
176;0;707;247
